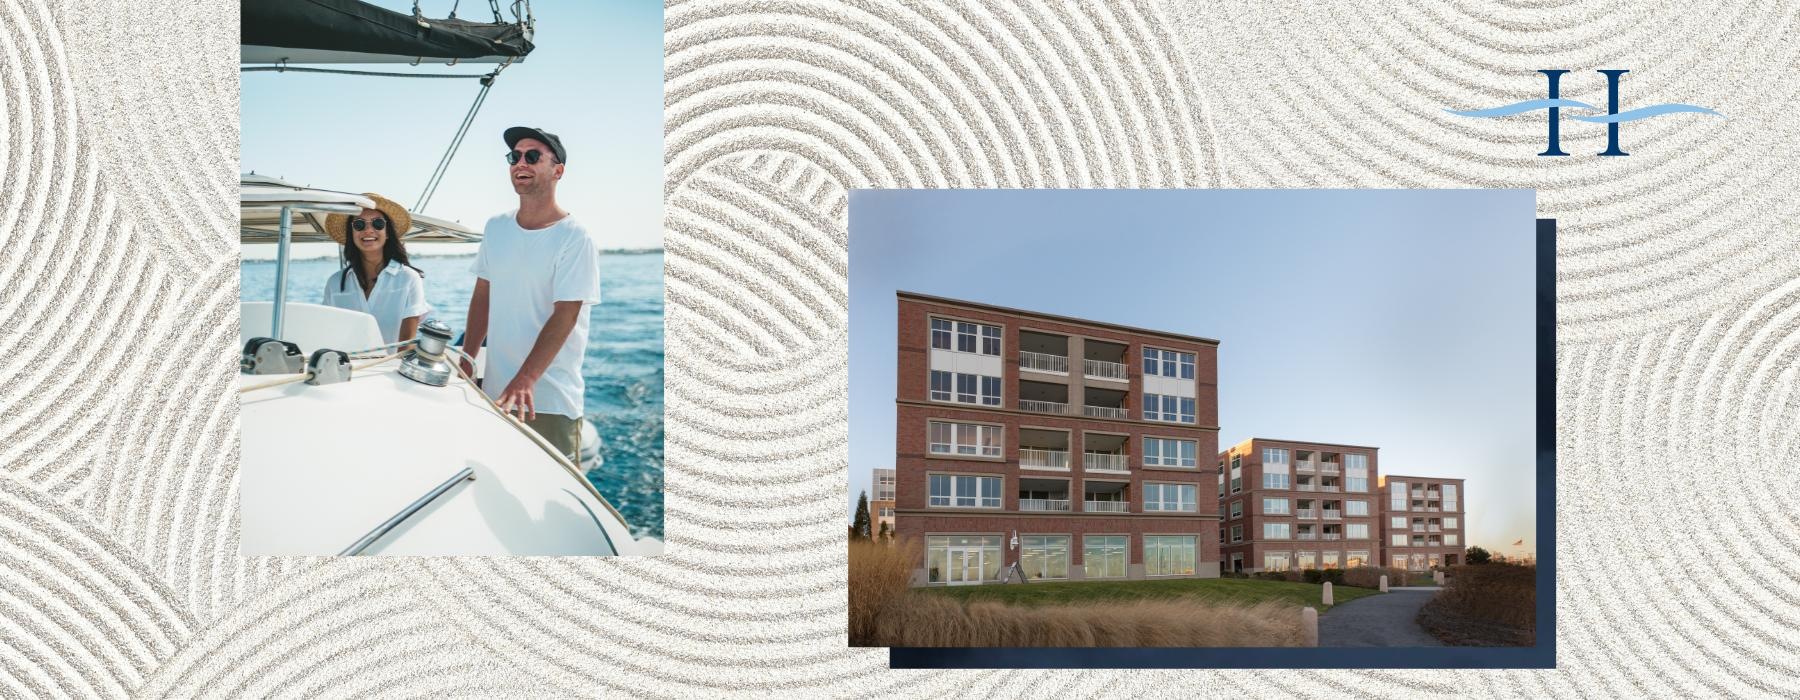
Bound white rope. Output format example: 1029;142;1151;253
237;350;409;394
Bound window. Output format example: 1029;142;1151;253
930;318;952;350
1263;552;1291;572
1444;534;1459;546
1230;524;1242;542
1347;523;1369;539
1391;516;1407;529
1143;348;1196;379
1393;555;1408;569
1264;523;1291;540
1262;498;1290;515
932;371;1000;406
1322;551;1340;569
1229;458;1242;493
926;535;1002;584
1347;551;1368;568
1142;394;1196;424
1262;447;1289;464
1444;517;1459;529
1019;535;1069;580
1346;477;1368;492
1230;500;1242;519
1297;551;1316;570
1391;533;1408;547
981;326;1000;355
1143;437;1197;467
1144;536;1196;576
1144;483;1197;512
928;474;1001;508
879;507;893;518
955;322;977;353
1390;481;1407;511
1443;484;1458;510
927;421;1002;458
1345;500;1369;517
1263;471;1290;489
1083;536;1127;579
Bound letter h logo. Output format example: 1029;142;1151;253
1446;71;1720;157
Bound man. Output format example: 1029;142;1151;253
460;126;600;464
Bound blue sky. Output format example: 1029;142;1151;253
848;189;1538;557
241;0;663;256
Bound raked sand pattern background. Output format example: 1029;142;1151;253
3;0;1799;696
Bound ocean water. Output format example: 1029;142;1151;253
241;252;665;539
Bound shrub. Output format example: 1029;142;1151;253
1321;568;1345;585
1417;562;1535;646
848;536;917;646
1341;565;1408;589
877;597;1308;647
1301;568;1323;584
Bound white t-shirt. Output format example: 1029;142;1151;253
321;260;431;345
472;210;600;418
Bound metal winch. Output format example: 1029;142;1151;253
305;349;352;386
399;318;455;386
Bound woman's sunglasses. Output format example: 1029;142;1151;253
506;148;554;165
351;217;387;232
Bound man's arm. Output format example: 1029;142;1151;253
459;278;491;378
494;300;583;420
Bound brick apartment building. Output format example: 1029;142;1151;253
1217;439;1383;574
892;292;1222;585
871;467;896;535
1380;474;1466;570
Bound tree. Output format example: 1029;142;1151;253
851;491;872;540
1466;545;1491;565
877;521;891;542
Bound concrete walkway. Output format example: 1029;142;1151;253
1318;590;1444;647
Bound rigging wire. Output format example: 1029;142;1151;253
414;64;506;213
241;65;486;79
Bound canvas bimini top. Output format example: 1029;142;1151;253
241;0;534;65
240;174;483;244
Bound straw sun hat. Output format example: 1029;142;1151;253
323;193;413;245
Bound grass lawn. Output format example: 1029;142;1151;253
920;577;1381;613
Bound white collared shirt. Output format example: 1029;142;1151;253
321;260;431;345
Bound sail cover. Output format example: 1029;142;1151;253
242;0;532;65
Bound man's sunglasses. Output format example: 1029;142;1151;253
351;217;387;232
506;148;556;166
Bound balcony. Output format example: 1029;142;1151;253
1296;508;1317;519
1412;525;1425;532
1424;506;1441;513
1411;489;1426;498
1083;358;1129;381
1019;350;1068;374
1323;511;1342;520
1082;404;1130;419
1297;532;1318;541
1428;525;1442;533
1018;447;1069;470
1084;451;1129;473
1085;500;1129;513
1294;461;1315;473
1317;484;1341;493
1019;399;1069;415
1322;533;1342;541
1319;463;1340;475
1019;498;1071;512
1296;483;1317;492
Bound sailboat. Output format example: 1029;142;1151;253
238;1;656;556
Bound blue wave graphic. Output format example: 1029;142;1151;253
1567;104;1723;123
1444;98;1597;118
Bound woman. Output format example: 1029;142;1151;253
320;193;430;345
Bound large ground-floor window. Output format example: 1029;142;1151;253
1083;535;1128;579
1392;554;1407;569
1143;535;1196;576
1321;551;1340;569
926;535;1002;585
1263;551;1292;572
1347;550;1368;568
1020;535;1070;580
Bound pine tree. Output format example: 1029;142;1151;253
877;521;891;542
851;491;873;540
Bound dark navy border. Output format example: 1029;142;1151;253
888;218;1557;669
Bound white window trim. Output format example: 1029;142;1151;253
926;472;1003;509
926;420;1004;459
1143;482;1198;512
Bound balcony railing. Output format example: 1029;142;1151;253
1323;511;1342;520
1319;463;1340;474
1019;447;1069;470
1296;508;1317;519
1082;404;1129;419
1294;461;1315;473
1085;500;1130;513
1428;525;1442;532
1019;399;1069;415
1424;506;1441;512
1296;483;1317;492
1083;358;1129;380
1297;532;1318;540
1084;452;1129;472
1411;490;1426;498
1317;485;1341;493
1019;498;1071;512
1019;351;1068;374
1322;534;1342;540
1411;525;1425;532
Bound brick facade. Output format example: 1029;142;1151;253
1379;474;1468;570
1218;439;1384;574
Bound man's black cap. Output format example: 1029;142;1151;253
504;126;567;164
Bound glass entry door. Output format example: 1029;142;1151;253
946;546;986;585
